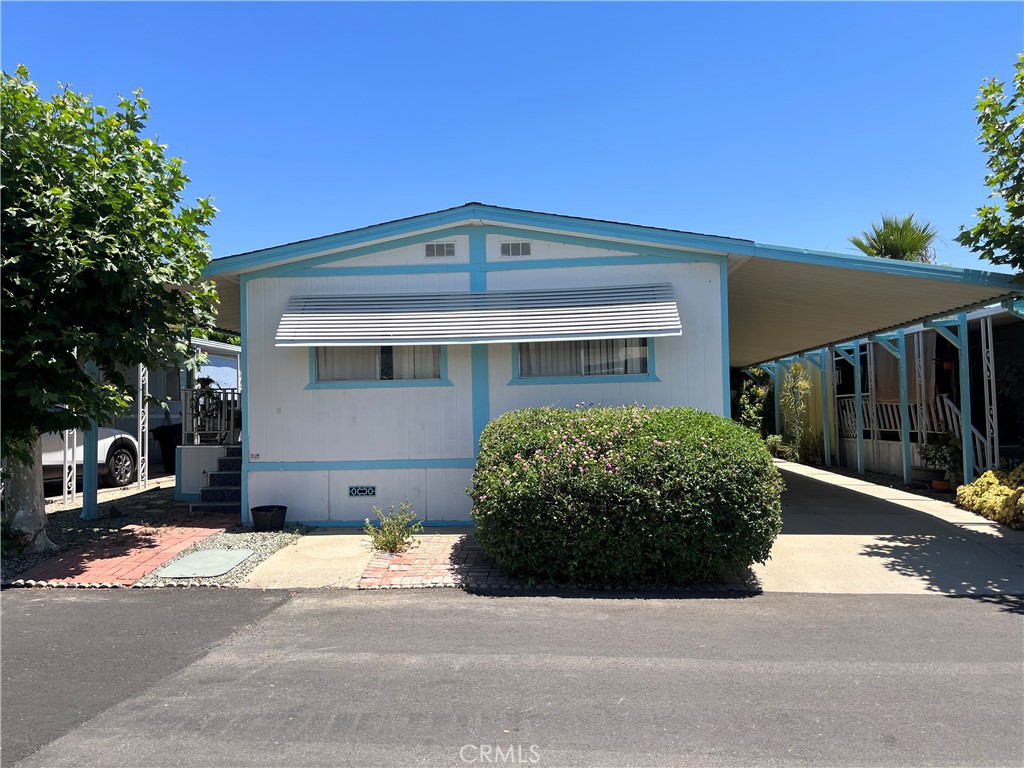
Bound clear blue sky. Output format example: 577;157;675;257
3;2;1022;269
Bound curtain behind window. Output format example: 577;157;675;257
391;346;441;380
317;347;377;381
520;338;648;377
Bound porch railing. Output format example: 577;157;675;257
836;394;990;475
183;387;241;445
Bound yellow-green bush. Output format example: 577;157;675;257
956;465;1024;530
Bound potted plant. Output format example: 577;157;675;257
917;431;963;492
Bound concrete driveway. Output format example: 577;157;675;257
756;462;1024;595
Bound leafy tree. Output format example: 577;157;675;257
849;213;938;263
955;54;1023;275
1;66;217;550
778;363;811;460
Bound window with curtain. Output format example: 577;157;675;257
316;346;441;382
519;338;649;378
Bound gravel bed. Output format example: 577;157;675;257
2;483;188;583
133;525;309;588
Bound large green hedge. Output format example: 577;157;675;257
470;405;784;585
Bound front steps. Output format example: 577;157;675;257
190;445;242;515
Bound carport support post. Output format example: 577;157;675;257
872;332;912;486
897;331;912;486
81;362;99;520
820;350;832;468
853;341;865;476
928;314;975;485
957;312;974;484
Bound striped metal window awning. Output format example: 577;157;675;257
274;284;682;347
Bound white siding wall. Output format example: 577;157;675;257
244;237;725;523
487;261;722;415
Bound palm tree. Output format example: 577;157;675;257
849;213;939;263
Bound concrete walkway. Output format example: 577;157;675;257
756;462;1024;595
239;463;1024;596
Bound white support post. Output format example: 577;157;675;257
866;342;879;470
137;365;149;490
957;312;975;484
897;331;912;486
853;342;865;476
62;428;77;505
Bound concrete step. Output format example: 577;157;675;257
189;502;242;515
208;470;241;487
225;445;243;458
201;485;241;503
218;457;242;473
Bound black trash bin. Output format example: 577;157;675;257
251;505;287;532
151;423;183;474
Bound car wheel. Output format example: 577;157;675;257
105;444;136;488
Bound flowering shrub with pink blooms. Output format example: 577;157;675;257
470;405;783;585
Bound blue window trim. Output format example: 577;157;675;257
508;338;661;386
305;346;453;390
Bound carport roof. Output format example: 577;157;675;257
203;203;1022;366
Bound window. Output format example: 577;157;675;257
500;241;531;257
518;339;649;378
316;346;441;382
425;242;455;258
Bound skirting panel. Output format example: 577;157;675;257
247;466;474;523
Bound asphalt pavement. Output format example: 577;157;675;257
3;588;1022;767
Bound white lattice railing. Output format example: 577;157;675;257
836;394;989;475
183;387;241;445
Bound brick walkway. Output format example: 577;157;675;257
358;532;516;589
15;514;237;587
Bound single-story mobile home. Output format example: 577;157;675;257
201;203;1022;524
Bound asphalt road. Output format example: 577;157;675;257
2;589;1022;767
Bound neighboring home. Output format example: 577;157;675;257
782;304;1023;481
201;203;1022;525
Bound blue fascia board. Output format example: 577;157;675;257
206;205;743;278
751;242;1021;288
247;458;477;471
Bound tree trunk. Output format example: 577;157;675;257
7;437;56;553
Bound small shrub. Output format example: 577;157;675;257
364;501;423;553
470;405;784;585
765;434;798;461
918;432;964;487
956;465;1024;529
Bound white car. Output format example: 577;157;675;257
41;428;140;488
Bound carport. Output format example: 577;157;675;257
725;245;1023;486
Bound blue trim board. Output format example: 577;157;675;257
240;275;250;525
247;459;476;471
205;203;1020;294
471;346;490;457
305;346;453;389
205;203;749;277
469;229;487;292
508;339;660;386
251;228;723;281
175;491;202;503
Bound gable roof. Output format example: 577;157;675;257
204;203;1022;367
